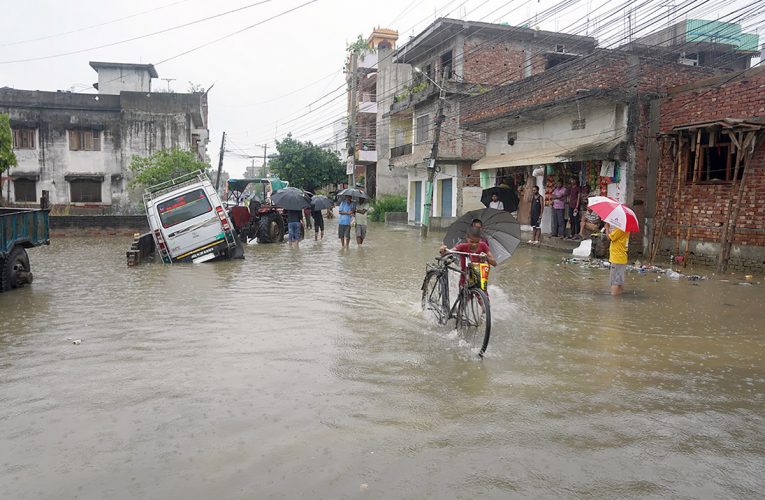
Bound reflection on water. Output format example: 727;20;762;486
1;224;764;498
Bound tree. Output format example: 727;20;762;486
269;135;346;192
0;114;18;203
129;149;210;188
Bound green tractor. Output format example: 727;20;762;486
225;177;291;243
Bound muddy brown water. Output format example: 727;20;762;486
1;222;764;499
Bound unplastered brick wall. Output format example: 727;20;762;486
460;50;718;127
462;38;528;85
655;71;765;248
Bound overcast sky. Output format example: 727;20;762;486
1;0;761;177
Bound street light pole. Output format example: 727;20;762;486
418;68;446;238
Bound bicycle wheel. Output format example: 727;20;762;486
421;271;449;325
456;288;491;356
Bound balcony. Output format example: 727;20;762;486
391;143;412;158
359;92;377;114
359;52;378;70
357;138;376;163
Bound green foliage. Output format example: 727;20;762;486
394;90;410;103
369;195;406;222
347;34;374;56
410;81;428;94
0;113;17;176
129;149;210;188
269;134;345;192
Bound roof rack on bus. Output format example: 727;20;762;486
143;170;211;203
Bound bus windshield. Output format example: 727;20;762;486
157;189;213;228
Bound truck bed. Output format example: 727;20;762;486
0;208;50;255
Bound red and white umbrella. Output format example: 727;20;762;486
587;196;639;232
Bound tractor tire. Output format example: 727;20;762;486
257;213;285;243
1;246;31;292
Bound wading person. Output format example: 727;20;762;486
354;199;369;246
605;222;629;295
286;209;303;248
529;185;543;245
550;180;567;238
338;195;354;249
439;227;497;289
312;208;324;241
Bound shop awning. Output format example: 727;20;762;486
471;137;626;171
471;149;568;171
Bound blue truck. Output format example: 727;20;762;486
0;207;50;292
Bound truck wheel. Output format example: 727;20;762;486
2;246;31;291
257;213;284;243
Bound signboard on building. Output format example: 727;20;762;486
346;157;354;175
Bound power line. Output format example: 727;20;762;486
0;0;275;64
0;0;193;48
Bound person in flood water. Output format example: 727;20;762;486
439;227;497;288
605;222;629;295
286;209;303;249
338;195;354;249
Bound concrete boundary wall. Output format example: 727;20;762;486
50;216;147;236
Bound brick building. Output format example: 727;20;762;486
461;49;721;249
387;18;596;226
650;66;765;272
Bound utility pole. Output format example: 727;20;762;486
262;144;268;177
347;51;358;187
421;77;446;238
161;78;176;92
215;131;226;192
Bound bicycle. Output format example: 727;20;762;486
421;250;492;357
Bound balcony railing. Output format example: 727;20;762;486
390;143;412;158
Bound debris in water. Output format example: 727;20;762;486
72;339;82;345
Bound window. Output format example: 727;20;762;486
70;179;102;203
416;114;430;143
440;50;453;80
14;179;36;202
157;189;213;228
555;44;566;53
687;131;737;182
571;119;586;130
12;128;36;149
507;131;517;145
69;129;101;151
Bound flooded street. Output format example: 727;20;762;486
2;222;764;499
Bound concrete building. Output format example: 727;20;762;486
386;18;597;226
345;27;407;198
1;61;209;210
622;19;760;71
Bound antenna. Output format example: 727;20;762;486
161;78;176;92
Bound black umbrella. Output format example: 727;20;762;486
310;195;334;210
271;187;310;211
443;208;521;265
481;186;519;212
337;187;368;200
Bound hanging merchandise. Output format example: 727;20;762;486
611;160;621;183
546;164;555;175
545;173;554;206
600;160;615;178
532;166;545;177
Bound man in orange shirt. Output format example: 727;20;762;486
605;223;629;295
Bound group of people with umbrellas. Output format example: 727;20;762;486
269;186;369;248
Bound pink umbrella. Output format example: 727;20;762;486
587;196;639;232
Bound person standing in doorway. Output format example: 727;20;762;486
286;209;303;248
605;222;629;295
338;195;354;249
550;180;567;238
529;185;544;245
567;178;581;239
488;193;504;210
354;198;369;246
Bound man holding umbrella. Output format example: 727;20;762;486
338;195;354;249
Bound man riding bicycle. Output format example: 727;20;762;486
439;227;497;289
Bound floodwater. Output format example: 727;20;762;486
1;222;764;499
